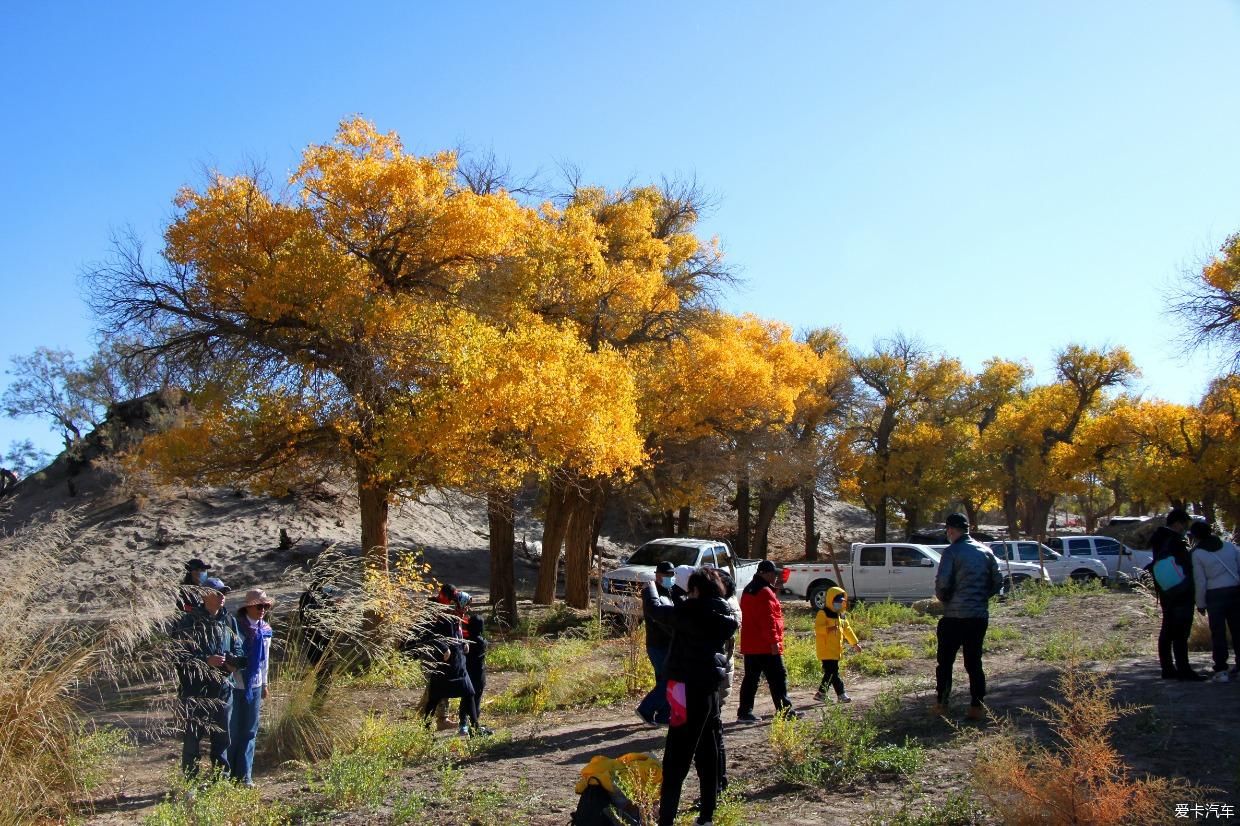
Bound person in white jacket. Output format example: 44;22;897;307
1189;522;1240;680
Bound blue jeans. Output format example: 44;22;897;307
182;693;233;778
636;644;670;722
228;688;263;783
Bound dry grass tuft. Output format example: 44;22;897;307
975;664;1189;825
0;510;170;824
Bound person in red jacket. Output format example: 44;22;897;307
736;559;795;722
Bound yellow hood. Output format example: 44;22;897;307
825;586;848;607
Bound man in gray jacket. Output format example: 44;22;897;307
933;513;1003;720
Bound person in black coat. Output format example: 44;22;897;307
1150;508;1206;680
636;560;676;725
641;567;739;826
454;591;492;736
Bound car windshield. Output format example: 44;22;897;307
626;543;702;567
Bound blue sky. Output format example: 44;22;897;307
3;1;1239;459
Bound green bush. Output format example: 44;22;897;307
308;751;396;810
770;704;923;787
847;642;915;676
1026;631;1130;662
983;626;1022;653
144;774;293;826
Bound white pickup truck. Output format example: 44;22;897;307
600;538;761;617
780;542;1051;610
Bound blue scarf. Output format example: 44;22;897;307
241;615;272;702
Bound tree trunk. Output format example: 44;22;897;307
735;473;751;556
487;489;518;628
357;463;391;573
677;505;691;536
902;504;919;541
874;494;889;542
534;478;573;604
753;484;796;559
564;481;606;609
1003;490;1021;538
661;510;675;536
1026;495;1054;543
802;484;819;561
963;501;980;533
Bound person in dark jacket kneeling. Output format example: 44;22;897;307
642;566;739;826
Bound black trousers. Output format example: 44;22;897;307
423;676;477;728
936;616;988;706
659;686;720;826
1205;587;1240;672
737;653;790;715
464;664;486;726
818;659;845;696
1158;601;1195;674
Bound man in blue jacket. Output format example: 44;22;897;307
173;577;246;778
933;513;1003;720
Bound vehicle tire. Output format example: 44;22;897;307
807;581;835;611
1069;569;1097;583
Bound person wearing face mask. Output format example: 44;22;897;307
636;560;677;726
641;566;739;826
177;559;212;613
814;586;861;703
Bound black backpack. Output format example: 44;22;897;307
569;781;638;826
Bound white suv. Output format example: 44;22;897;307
1046;535;1152;577
987;541;1109;585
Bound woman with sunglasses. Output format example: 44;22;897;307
230;589;275;786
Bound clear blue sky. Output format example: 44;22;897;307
3;1;1239;459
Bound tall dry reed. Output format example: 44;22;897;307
0;510;170;824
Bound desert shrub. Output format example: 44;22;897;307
612;757;661;826
850;601;934;639
261;632;365;763
144;773;293;826
846;642;915;676
308;750;396;810
983;626;1022;653
490;662;628;715
0;513;169;825
770;704;923;787
870;790;988;825
1026;631;1130;663
975;665;1185;824
1188;616;1230;652
351;715;439;764
920;631;938;659
783;634;823;686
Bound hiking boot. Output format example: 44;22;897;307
966;704;986;721
837;693;852;704
736;711;762;723
777;708;804;720
458;725;470;737
1160;669;1179;680
471;726;494;737
1213;671;1231;684
813;689;826;701
635;709;658;727
1177;669;1208;682
930;703;948;717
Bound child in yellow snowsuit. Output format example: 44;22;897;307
814;586;862;702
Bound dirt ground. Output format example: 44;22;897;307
79;588;1240;825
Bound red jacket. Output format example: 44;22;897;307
739;579;784;655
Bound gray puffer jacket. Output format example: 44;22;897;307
935;536;1004;619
